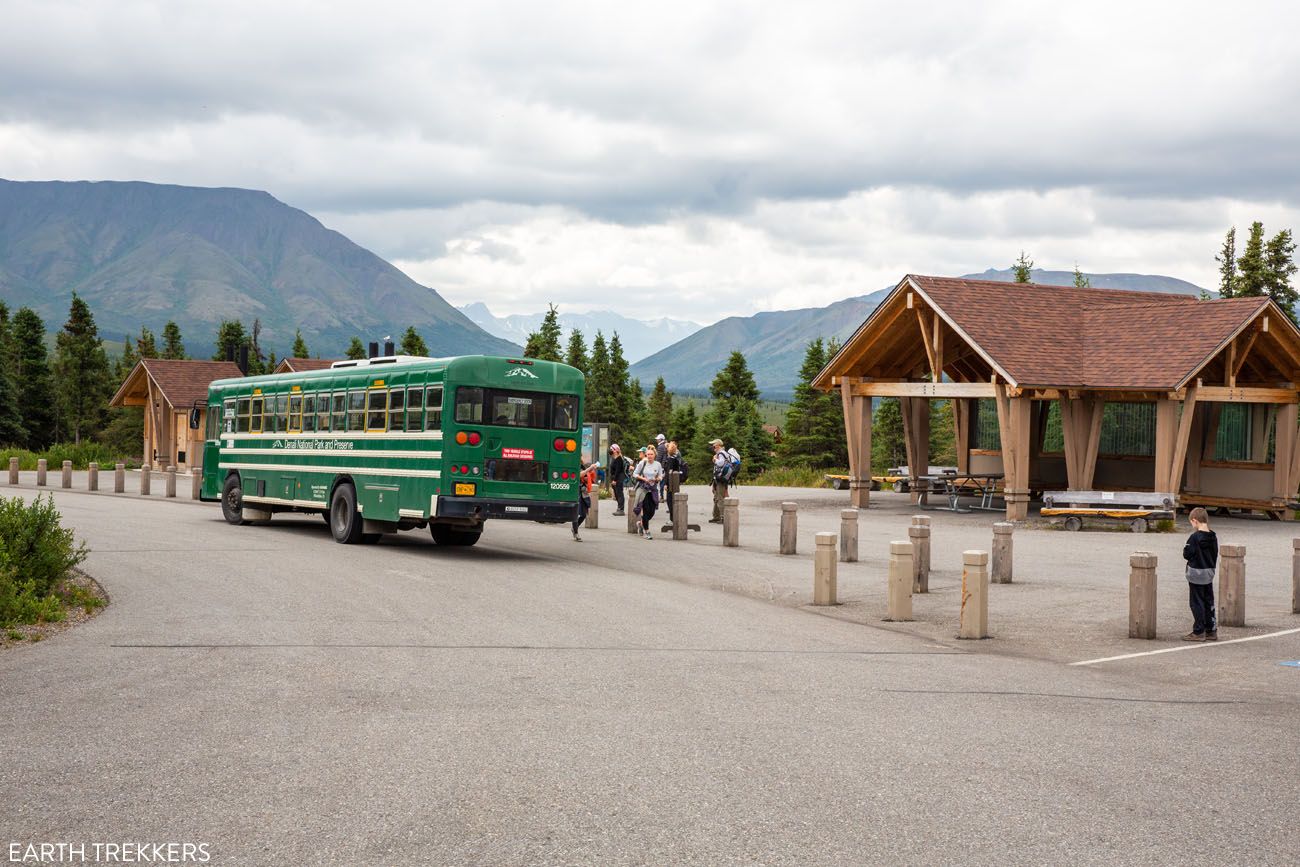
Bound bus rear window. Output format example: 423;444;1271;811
455;387;577;431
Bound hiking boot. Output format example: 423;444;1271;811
644;531;653;540
708;518;723;524
572;529;581;542
1181;632;1205;642
613;510;625;516
1205;630;1219;641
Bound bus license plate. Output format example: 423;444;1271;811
455;482;476;496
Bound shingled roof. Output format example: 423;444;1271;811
109;359;244;409
817;275;1298;391
275;357;339;374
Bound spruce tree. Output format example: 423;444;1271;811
136;326;158;359
780;338;846;467
161;321;186;359
564;329;588;373
710;351;761;403
871;397;905;473
53;293;111;445
1265;229;1298;324
346;337;367;360
696;351;772;477
103;335;143;458
1236;222;1268;297
646;377;673;439
399;326;428;356
608;333;635;443
12;307;55;449
670;400;698;451
1216;227;1237;298
1072;264;1091;288
586;331;611;422
1012;251;1034;283
213;320;249;362
0;304;27;445
291;329;310;359
249;318;266;374
523;304;563;361
115;334;138;380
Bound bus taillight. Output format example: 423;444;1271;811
467;432;481;445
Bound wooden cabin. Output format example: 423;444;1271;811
274;357;339;374
813;275;1300;520
108;359;243;471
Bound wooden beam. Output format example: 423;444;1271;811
914;307;939;383
1081;396;1104;491
1226;339;1238;387
954;399;971;474
1168;383;1199;495
1274;403;1298;502
933;314;943;384
851;381;997;398
838;377;872;508
1154;398;1178;494
1232;329;1260;380
1196;386;1299;404
1185;403;1205;494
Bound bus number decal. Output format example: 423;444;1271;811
549;482;571;490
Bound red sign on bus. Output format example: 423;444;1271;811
501;447;535;460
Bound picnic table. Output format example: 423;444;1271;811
917;471;1005;512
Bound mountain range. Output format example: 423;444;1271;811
631;268;1208;399
0;179;518;357
458;302;701;363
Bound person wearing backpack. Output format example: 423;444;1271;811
663;440;685;519
607;444;627;516
571;461;599;542
708;438;730;523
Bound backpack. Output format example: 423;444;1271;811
725;447;742;482
677;456;689;483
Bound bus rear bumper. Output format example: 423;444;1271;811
435;496;578;524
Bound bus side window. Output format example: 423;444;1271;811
301;394;315;433
289;393;303;433
237;398;250;433
317;393;332;432
330;392;345;431
427;385;445;430
274;393;288;433
366;389;388;431
250;397;264;433
406;387;423;431
221;398;235;437
387;388;405;431
347;390;366;432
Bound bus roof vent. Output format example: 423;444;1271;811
329;355;435;369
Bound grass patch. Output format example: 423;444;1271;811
0;442;136;471
743;466;847;488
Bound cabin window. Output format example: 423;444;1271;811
387;388;405;431
405;388;423;431
347;390;366;432
426;385;444;430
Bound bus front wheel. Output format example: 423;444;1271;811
329;483;365;544
430;524;482;547
221;475;246;526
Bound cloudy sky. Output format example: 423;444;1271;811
4;0;1300;322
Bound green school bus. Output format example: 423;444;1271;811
201;355;584;546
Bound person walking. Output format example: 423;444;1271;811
1182;506;1219;641
654;433;669;499
663;440;683;519
571;460;598;541
633;447;664;539
709;438;729;524
608;444;627;515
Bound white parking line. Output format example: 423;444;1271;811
1071;627;1300;666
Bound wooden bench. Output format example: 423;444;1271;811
1041;490;1176;533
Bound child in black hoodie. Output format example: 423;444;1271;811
1182;507;1219;641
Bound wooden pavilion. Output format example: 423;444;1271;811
813;275;1300;520
109;359;243;471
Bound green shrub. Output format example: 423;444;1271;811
0;442;134;471
743;466;845;488
0;495;88;626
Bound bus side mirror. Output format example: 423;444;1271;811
189;407;201;429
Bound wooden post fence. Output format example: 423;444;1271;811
88;462;99;491
1128;552;1158;639
839;509;859;562
165;466;177;498
909;516;930;593
886;540;914;621
8;457;18;486
780;502;797;555
1218;544;1245;627
813;532;837;605
959;550;989;639
140;464;151;496
36;458;47;486
627;492;640;534
723;497;739;547
114;463;125;493
672;493;688;540
992;522;1014;584
61;460;72;488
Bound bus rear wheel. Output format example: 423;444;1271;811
430;524;482;547
221;475;246;526
330;483;365;544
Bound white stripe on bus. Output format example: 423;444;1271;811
218;462;441;479
220;448;441;460
223;431;444;440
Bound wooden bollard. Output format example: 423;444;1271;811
959;550;989;639
627;491;641;534
672;492;688;540
114;463;125;493
8;456;18;485
1293;539;1300;615
61;460;72;488
723;497;739;547
36;458;47;486
191;469;202;500
779;502;797;554
886;540;914;621
839;509;859;562
1218;544;1246;627
140;464;151;496
585;481;599;529
992;522;1014;584
909;516;931;593
88;462;99;491
165;466;177;498
1128;552;1158;639
813;532;837;605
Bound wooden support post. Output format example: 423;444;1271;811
191;469;202;500
992;522;1014;584
1293;539;1300;615
61;460;72;488
1153;398;1178;494
780;502;797;554
839;509;859;562
627;495;640;534
723;497;739;547
36;458;47;486
839;378;873;509
1128;552;1158;639
959;550;989;639
1273;403;1298;501
1218;544;1245;627
165;466;177;498
585;485;600;529
1081;395;1104;491
672;493;688;540
1185;403;1205;495
1250;404;1269;462
1168;384;1199;496
140;464;151;496
994;385;1032;519
114;463;125;494
954;399;971;475
886;541;914;621
88;462;99;491
7;457;16;486
909;515;931;593
813;532;838;605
